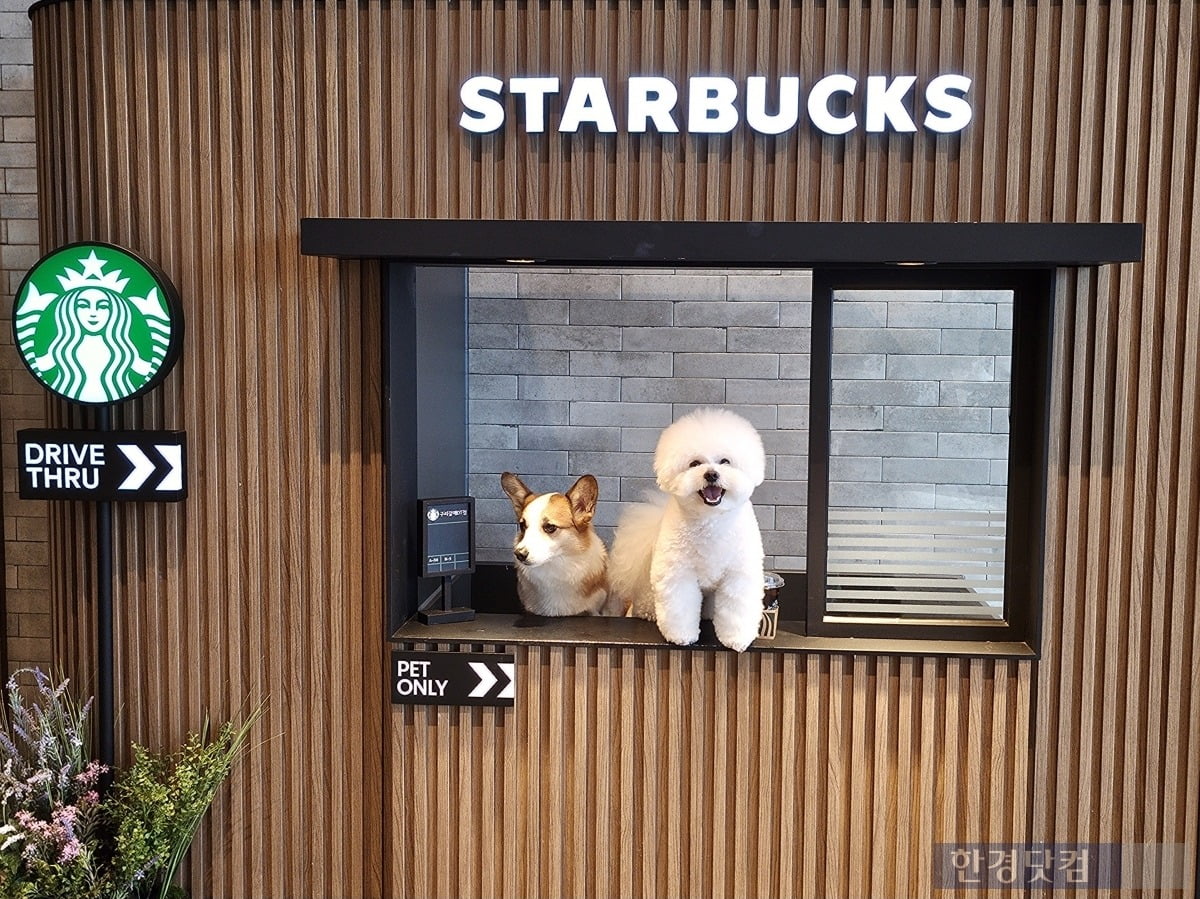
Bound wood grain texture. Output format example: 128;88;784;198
393;646;1031;899
27;1;1199;896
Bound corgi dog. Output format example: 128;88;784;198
500;472;619;616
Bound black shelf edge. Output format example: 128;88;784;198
301;219;1143;268
392;612;1039;660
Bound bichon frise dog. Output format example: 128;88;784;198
609;408;766;651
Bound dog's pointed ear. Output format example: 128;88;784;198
500;472;533;517
565;474;599;526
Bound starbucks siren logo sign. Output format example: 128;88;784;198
13;243;183;405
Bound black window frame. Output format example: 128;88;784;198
300;218;1140;656
806;267;1054;644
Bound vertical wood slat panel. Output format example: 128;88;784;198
34;3;387;897
393;644;1031;898
1030;5;1200;898
28;0;1200;895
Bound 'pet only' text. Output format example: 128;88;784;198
395;658;450;698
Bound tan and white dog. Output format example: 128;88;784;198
500;472;619;616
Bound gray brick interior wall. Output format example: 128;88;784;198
468;267;813;570
467;270;1012;576
829;288;1012;515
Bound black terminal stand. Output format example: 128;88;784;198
418;575;476;625
417;497;476;624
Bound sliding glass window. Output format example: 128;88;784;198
807;269;1052;645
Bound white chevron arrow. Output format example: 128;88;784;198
117;445;156;490
498;663;515;699
469;662;498;697
156;444;183;491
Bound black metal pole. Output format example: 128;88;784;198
96;406;114;775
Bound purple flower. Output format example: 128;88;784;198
75;760;107;787
53;804;78;829
59;836;83;863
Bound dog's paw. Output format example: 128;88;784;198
719;631;756;652
656;619;700;646
714;618;759;652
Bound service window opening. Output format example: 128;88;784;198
302;218;1138;653
466;266;813;621
462;264;1048;647
808;268;1050;644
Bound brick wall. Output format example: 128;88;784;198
0;1;49;674
467;269;1013;579
468;267;813;569
829;288;1011;514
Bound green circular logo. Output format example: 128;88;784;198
12;242;183;405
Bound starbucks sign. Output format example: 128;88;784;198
12;243;183;405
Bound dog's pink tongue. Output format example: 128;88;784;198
701;485;724;504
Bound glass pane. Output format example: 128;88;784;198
826;287;1012;623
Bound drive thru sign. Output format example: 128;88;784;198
10;241;187;783
18;428;187;502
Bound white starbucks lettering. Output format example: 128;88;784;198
459;73;973;136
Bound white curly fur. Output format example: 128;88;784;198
609;408;766;651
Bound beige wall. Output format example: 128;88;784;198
0;1;49;675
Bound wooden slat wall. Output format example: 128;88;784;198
395;647;1031;899
28;1;1199;897
32;3;389;897
1034;0;1200;886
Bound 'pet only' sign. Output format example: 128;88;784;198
391;650;515;708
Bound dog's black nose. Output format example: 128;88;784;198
704;470;720;484
514;547;529;563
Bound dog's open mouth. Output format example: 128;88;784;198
699;485;725;506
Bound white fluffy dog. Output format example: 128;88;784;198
609;408;766;651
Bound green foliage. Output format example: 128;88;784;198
106;707;265;899
0;669;265;899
